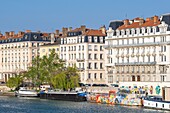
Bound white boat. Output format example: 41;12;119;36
143;95;170;111
15;87;38;97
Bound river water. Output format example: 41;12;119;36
0;96;169;113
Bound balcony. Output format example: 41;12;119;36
152;52;156;56
108;70;113;74
115;61;156;66
103;45;112;49
77;68;85;71
105;41;170;48
94;49;98;51
76;59;85;62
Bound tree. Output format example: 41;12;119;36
6;75;23;90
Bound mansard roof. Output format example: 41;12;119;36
118;16;161;30
83;29;106;36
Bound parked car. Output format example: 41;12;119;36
110;84;119;87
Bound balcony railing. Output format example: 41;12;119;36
108;70;113;74
76;59;85;62
115;61;156;66
104;41;170;48
77;68;85;71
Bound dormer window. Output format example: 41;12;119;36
121;30;124;36
126;29;129;35
89;36;91;42
116;30;120;36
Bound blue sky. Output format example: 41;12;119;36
0;0;170;33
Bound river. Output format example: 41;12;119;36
0;96;168;113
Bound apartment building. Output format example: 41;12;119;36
40;33;61;57
60;25;106;84
0;30;51;82
105;13;170;87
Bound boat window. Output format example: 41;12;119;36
156;103;157;107
162;104;164;108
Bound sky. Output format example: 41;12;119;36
0;0;170;34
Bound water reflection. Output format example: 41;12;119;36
0;96;168;113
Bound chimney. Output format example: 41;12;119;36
139;19;144;26
18;31;24;37
55;30;59;36
68;27;72;31
81;25;86;33
100;25;106;35
51;33;55;44
9;31;15;36
25;30;31;33
153;16;158;24
146;18;151;22
62;27;68;36
124;19;129;26
5;32;9;37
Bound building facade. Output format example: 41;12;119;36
105;14;170;87
60;26;106;84
39;33;61;58
0;31;51;82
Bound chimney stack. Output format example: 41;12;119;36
55;30;59;36
146;18;151;22
62;27;68;36
9;31;15;36
153;16;158;24
81;25;86;33
124;19;129;26
5;32;9;37
25;30;31;33
51;33;55;44
100;25;106;35
68;27;72;31
18;31;24;37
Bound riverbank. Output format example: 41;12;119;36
0;92;15;97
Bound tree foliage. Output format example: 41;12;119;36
10;49;80;90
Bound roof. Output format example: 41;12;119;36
68;28;89;32
118;17;161;30
84;29;106;36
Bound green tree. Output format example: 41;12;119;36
6;75;23;90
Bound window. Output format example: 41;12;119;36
137;76;140;81
88;73;91;79
100;63;103;69
100;46;103;51
100;73;103;79
132;76;135;81
94;73;97;79
100;54;103;59
88;45;92;50
88;54;91;59
94;54;97;59
88;63;91;69
82;45;84;50
94;45;97;51
94;63;97;69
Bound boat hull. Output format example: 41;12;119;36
143;99;170;111
40;92;87;102
15;90;38;97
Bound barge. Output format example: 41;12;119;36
40;91;87;102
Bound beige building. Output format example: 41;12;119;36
105;13;170;89
60;26;106;84
40;34;61;57
0;30;51;82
